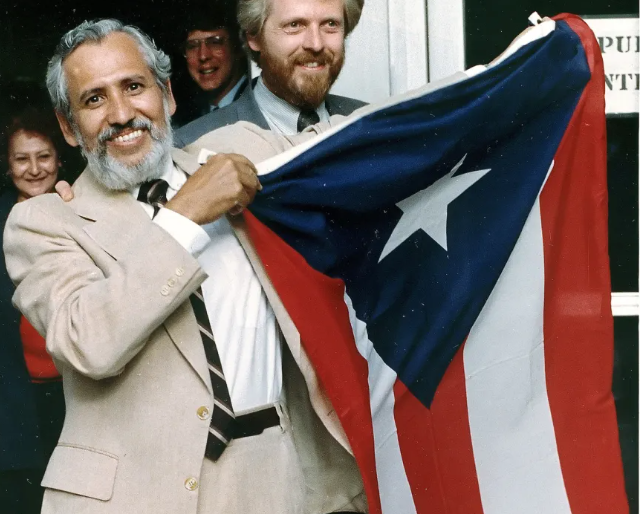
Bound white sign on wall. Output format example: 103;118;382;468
585;17;639;114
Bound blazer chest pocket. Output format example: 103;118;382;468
42;444;119;501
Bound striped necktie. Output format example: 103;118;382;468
137;179;235;461
190;289;236;460
137;179;169;217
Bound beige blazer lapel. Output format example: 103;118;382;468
70;164;212;395
171;147;201;176
228;214;352;452
71;170;152;260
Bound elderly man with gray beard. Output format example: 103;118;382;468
175;0;366;145
3;19;367;514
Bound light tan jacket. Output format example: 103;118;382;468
4;140;365;513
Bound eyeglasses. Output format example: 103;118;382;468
184;35;228;56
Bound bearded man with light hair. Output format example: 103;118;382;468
5;18;367;514
175;0;366;146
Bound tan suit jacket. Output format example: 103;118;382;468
4;143;365;513
5;73;469;511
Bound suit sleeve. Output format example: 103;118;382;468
3;196;207;380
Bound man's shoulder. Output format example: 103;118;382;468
8;172;96;231
14;191;66;211
174;108;235;148
8;193;73;227
326;94;368;116
174;92;252;148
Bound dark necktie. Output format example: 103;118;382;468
137;179;236;461
137;179;169;217
297;108;320;132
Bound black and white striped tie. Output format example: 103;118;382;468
137;179;169;217
137;179;235;461
190;289;236;461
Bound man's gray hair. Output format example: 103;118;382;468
46;19;172;120
237;0;364;60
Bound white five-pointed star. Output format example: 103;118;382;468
379;154;491;261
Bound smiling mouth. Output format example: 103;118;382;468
298;61;326;70
199;68;219;75
110;129;145;144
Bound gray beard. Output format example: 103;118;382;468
74;101;174;191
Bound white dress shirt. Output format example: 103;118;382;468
253;77;330;135
134;160;283;414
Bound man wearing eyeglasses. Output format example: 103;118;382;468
173;1;249;126
174;0;366;145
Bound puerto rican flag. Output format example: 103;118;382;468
243;14;628;514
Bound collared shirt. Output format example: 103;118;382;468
209;75;248;112
253;76;330;135
133;161;283;414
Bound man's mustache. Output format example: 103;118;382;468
292;51;333;67
97;118;154;145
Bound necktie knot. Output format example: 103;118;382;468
297;108;320;132
137;179;169;217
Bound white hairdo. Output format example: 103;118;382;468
46;19;172;120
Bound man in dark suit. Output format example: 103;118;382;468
175;0;366;147
171;0;249;127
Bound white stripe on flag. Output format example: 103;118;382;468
344;293;417;514
463;199;572;514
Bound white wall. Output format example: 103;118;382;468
331;0;392;102
425;0;465;81
330;0;429;102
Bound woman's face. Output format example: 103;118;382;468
8;130;60;202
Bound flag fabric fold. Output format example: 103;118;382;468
241;14;628;514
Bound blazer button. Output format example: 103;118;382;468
176;267;185;277
167;277;177;287
161;285;170;296
184;477;199;491
197;406;210;420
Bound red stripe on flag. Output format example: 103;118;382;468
540;14;628;514
429;346;484;514
243;211;382;514
394;342;484;514
393;382;447;513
